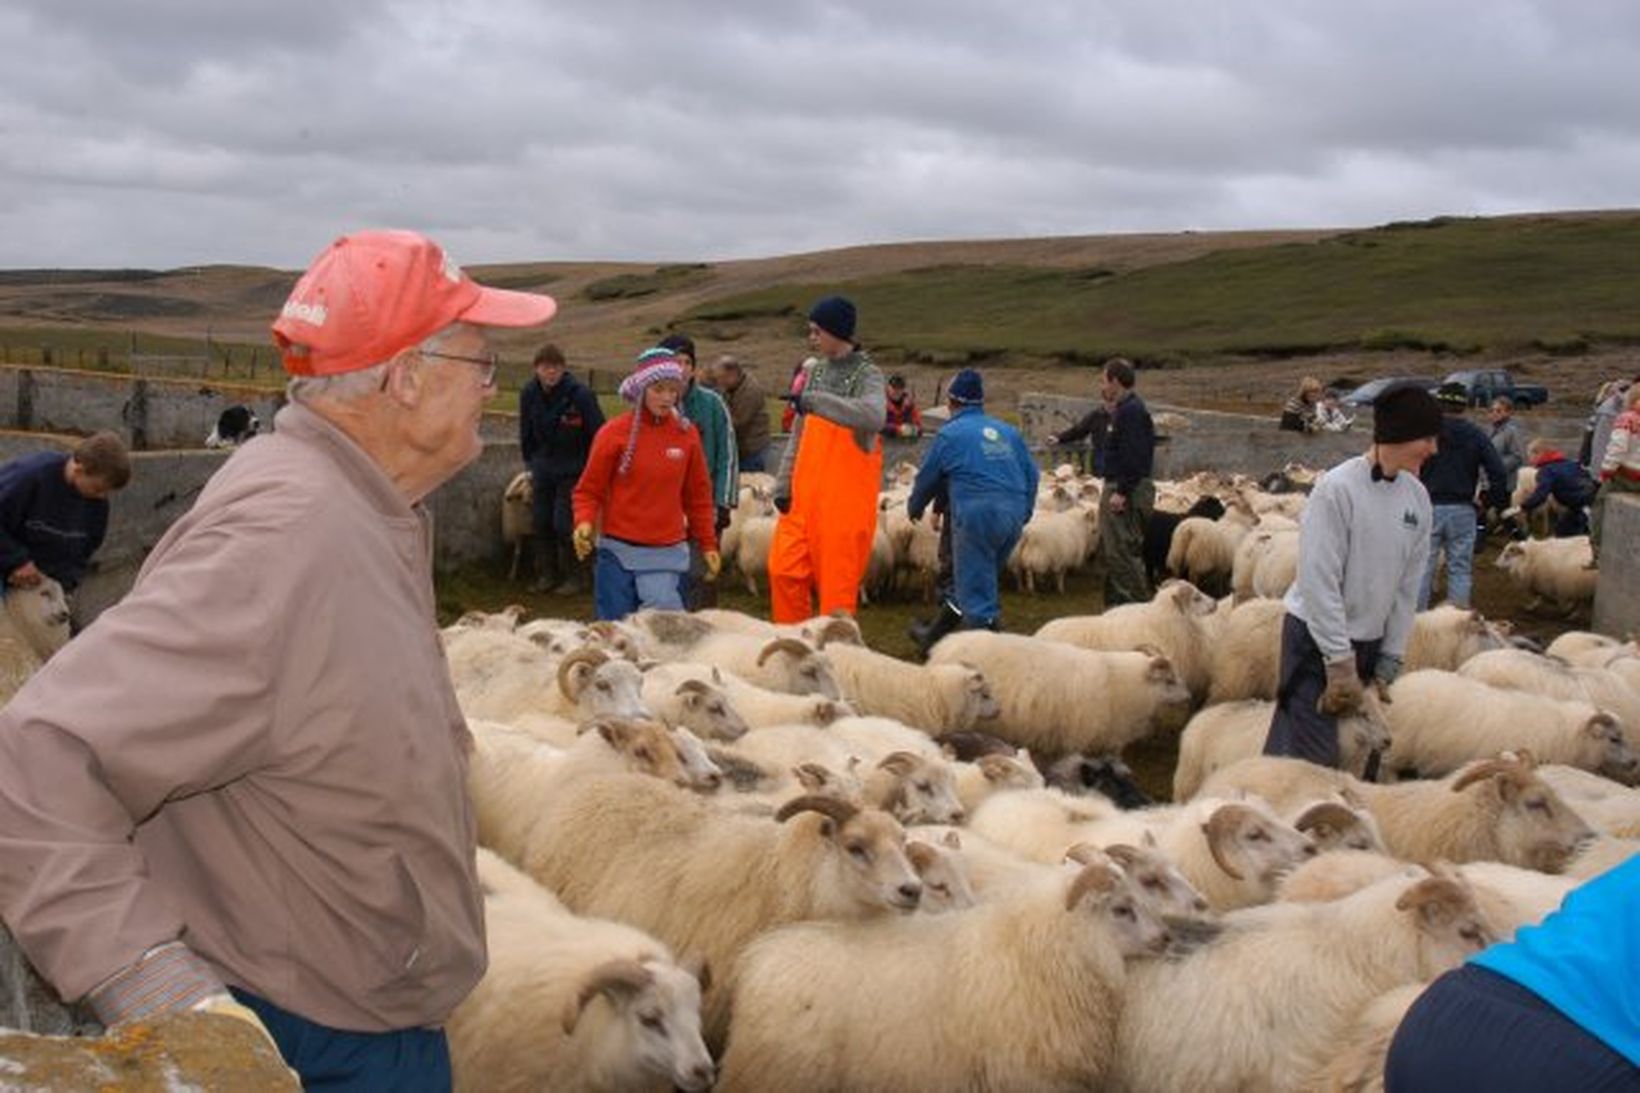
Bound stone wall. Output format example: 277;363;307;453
1593;494;1640;638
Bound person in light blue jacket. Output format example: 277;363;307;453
906;369;1038;654
1385;854;1640;1091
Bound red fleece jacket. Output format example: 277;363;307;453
573;409;717;551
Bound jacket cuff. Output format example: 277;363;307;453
87;941;227;1026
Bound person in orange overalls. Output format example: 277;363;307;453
768;296;886;622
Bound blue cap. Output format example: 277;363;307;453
948;368;984;405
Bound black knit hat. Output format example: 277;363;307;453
1373;382;1444;443
808;295;857;342
657;333;696;362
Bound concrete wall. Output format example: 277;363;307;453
1019;393;1587;478
1593;494;1640;638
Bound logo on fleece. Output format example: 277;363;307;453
1402;510;1421;529
665;447;685;461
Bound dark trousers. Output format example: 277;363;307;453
230;987;452;1092
1098;479;1155;606
529;470;577;542
1386;965;1640;1092
1262;612;1380;768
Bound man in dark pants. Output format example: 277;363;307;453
519;343;604;593
1095;358;1156;606
1263;381;1440;767
906;369;1038;654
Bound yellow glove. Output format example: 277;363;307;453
572;522;595;560
703;550;722;581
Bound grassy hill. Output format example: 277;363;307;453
2;211;1637;409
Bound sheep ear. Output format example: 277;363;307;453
942;830;962;850
595;719;634;750
563;959;653;1035
877;751;920;776
1394;876;1468;931
792;762;833;791
1584;713;1619;741
711;667;724;685
1065;859;1121;911
1145;654;1176;681
905;841;937;871
1201;804;1251;881
1141;829;1158;848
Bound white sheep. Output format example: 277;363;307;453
823;641;1001;732
929;631;1193;760
446;850;714;1093
1306;984;1424;1093
676;633;841;698
500;471;534;583
1164;499;1256;593
1034;580;1219;702
904;835;977;913
1009;503;1098;594
1199;753;1596;873
1546;631;1639;667
717;855;1168;1093
1382;669;1637;784
1496;536;1597;613
637;667;749;742
733;511;779;596
1455;860;1576;938
953;751;1044;815
1457;647;1640;753
1172;693;1391;800
448;634;651;725
1401;604;1513;672
0;577;72;701
1114;870;1492;1093
1250;528;1301;600
1565;835;1639;880
517;776;923;1045
1535;764;1640;837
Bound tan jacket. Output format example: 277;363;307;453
0;403;484;1031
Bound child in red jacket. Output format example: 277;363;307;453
572;349;720;619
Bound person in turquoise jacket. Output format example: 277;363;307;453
906;369;1038;654
658;334;738;608
1384;854;1640;1091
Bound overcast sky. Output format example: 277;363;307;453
2;0;1637;270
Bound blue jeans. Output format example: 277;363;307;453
1421;503;1478;608
593;543;686;620
230;988;452;1092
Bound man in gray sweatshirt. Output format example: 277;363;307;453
1263;381;1442;768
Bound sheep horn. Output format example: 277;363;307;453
1065;859;1120;911
775;795;860;827
1102;843;1144;869
1200;804;1252;881
1293;801;1359;837
556;646;610;698
673;679;714;697
876;751;921;775
1064;842;1105;866
757;637;813;666
811;617;862;648
1450;757;1519;793
562;958;654;1035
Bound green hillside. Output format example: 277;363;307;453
678;214;1640;367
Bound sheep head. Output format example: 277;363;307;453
562;958;655;1034
666;726;725;794
1292;801;1384;853
1200;800;1316;890
1104;842;1211;917
1453;754;1595;873
976;753;1043;792
670;679;750;742
802;614;864;649
756;637;841;698
590;718;691;789
905;839;976;913
1066;855;1171;957
587;619;643;662
869;752;965;826
778;798;922;913
1394;874;1494;978
1584;713;1640;785
562;957;714;1093
560;648;650;720
558;647;612;701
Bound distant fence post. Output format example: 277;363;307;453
40;346;52;367
97;346;110;370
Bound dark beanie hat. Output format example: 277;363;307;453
948;368;985;405
808;295;857;342
657;333;696;361
1373;381;1444;443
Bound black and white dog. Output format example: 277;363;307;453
205;405;261;449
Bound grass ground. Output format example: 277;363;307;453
434;526;1586;804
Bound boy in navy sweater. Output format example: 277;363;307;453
0;432;131;594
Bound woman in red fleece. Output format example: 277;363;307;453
572;348;720;620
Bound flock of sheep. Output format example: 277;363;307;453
436;457;1637;1092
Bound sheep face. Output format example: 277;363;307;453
561;652;651;721
815;805;924;913
757;639;842;699
566;958;715;1093
1159;579;1216;617
1145;656;1194;731
1292;800;1386;853
956;666;1003;723
906;837;977;913
1066;860;1171;957
670;680;750;742
1102;841;1211;917
1585;714;1640;785
1395;876;1494;980
872;752;966;826
667;727;725;794
591;719;695;789
1200;801;1316;892
1482;773;1596;873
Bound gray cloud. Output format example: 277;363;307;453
1;0;1637;269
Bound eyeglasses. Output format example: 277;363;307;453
420;349;499;388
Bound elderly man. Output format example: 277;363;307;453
0;230;557;1088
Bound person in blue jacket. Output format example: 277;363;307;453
906;369;1039;655
1385;854;1640;1091
0;431;131;596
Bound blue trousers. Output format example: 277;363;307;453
230;988;452;1092
1420;502;1478;608
950;498;1025;627
1386;965;1640;1092
594;546;685;620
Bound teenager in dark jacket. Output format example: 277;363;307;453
0;431;131;595
519;344;604;593
1417;383;1508;608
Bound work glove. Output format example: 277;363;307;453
897;423;918;439
1372;653;1402;704
703;550;722;581
780;391;807;415
774;495;791;515
572;522;596;561
1317;656;1365;717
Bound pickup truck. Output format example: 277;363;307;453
1443;369;1549;409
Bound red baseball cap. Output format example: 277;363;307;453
272;230;558;376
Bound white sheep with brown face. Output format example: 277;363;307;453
669;632;841;699
1035;579;1219;702
717;852;1169;1093
517;775;924;1051
447;850;715;1093
1116;869;1492;1093
824;641;1001;734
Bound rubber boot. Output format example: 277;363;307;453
531;537;559;593
552;538;585;596
909;601;963;659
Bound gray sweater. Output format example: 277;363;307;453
775;349;886;502
1283;455;1432;661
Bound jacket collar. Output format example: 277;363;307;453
272;401;421;521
